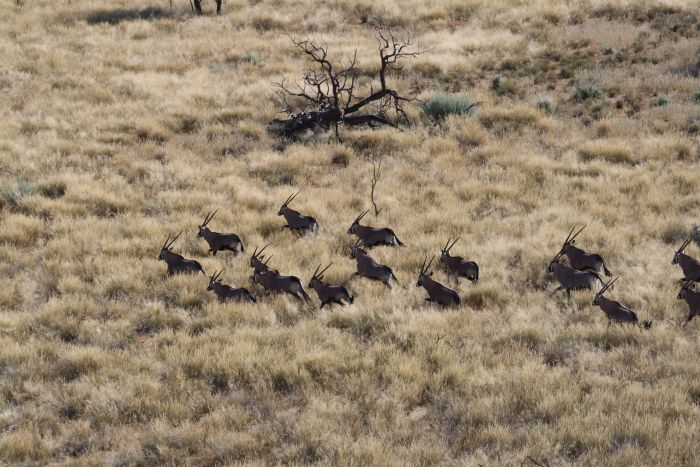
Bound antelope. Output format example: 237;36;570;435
349;240;398;287
557;225;612;276
347;210;404;248
308;264;354;308
678;280;700;325
439;237;479;283
250;270;311;302
278;191;318;233
249;244;279;274
417;256;460;307
592;277;651;328
207;269;256;303
158;233;205;276
672;239;700;282
197;209;245;256
547;256;603;297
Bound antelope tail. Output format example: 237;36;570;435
300;288;312;302
240;241;245;253
603;263;612;277
348;295;354;304
394;235;404;247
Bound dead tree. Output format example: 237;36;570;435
370;161;382;216
269;27;420;141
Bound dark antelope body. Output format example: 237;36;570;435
192;0;223;15
592;277;651;328
208;269;256;303
197;209;245;256
558;225;612;276
278;192;318;232
249;244;279;275
308;264;354;308
350;240;398;287
347;210;404;248
158;233;205;276
417;256;460;307
440;237;479;283
250;270;311;302
673;239;700;282
548;257;602;297
678;280;700;324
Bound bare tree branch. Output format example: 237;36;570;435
268;26;420;141
370;161;382;216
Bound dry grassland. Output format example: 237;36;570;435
1;0;700;464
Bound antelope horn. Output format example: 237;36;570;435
317;263;332;278
205;209;219;226
569;224;586;243
420;255;428;275
354;210;369;224
597;276;618;297
282;191;299;207
212;269;224;282
563;225;577;246
167;232;182;249
442;237;451;252
448;236;460;252
426;255;435;273
256;243;271;258
161;234;171;251
263;255;273;265
678;238;692;252
202;210;212;226
311;264;322;280
252;246;258;257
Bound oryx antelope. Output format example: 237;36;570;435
278;192;318;233
417;256;460;307
349;240;398;287
440;237;479;283
672;239;700;282
558;225;612;276
197;209;245;256
347;210;404;248
308;264;354;308
592;277;651;328
678;280;700;324
208;269;256;303
158;233;205;276
548;256;603;297
250;270;311;302
249;244;279;275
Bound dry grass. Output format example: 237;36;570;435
1;0;700;464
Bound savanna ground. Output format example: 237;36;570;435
1;0;700;464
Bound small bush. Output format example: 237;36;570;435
491;74;516;96
1;180;36;209
537;97;554;113
574;82;601;101
240;53;259;65
695;92;700;104
421;93;477;122
656;94;669;106
603;44;614;55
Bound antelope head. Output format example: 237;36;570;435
309;263;332;288
417;255;434;287
158;233;181;260
198;210;218;238
208;269;224;291
347;210;369;235
250;243;271;267
673;239;692;265
678;279;694;300
278;191;299;216
547;251;564;272
440;237;460;263
559;225;586;256
593;276;618;306
350;239;365;259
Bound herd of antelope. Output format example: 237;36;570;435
157;194;700;327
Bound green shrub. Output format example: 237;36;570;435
656;94;669;106
537;97;554;113
603;44;614;55
421;93;477;121
574;82;601;101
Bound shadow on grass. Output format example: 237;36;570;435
86;7;173;25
